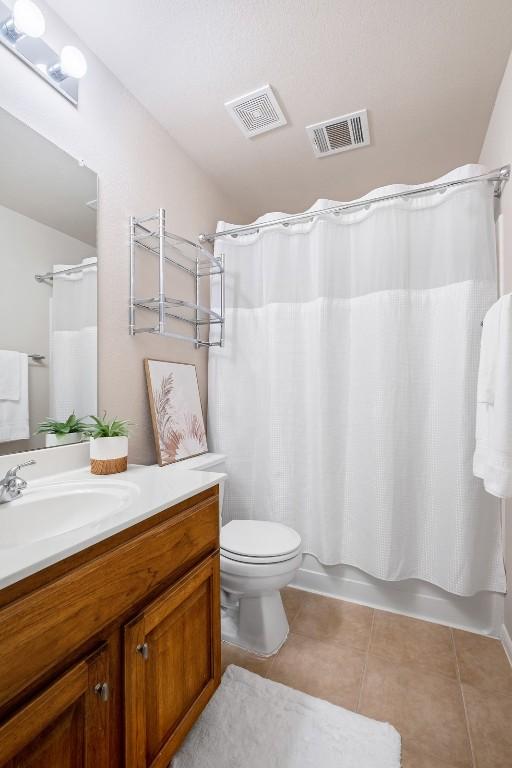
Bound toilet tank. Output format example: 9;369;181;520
175;453;227;518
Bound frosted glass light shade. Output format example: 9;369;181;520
13;0;45;38
60;45;87;79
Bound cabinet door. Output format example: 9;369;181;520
0;645;110;768
124;553;220;768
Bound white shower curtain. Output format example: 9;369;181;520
50;258;97;421
208;165;506;597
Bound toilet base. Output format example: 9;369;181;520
221;590;289;657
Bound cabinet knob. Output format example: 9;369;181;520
94;681;109;702
136;642;149;660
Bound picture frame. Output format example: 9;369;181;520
144;359;208;466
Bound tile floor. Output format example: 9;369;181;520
221;588;512;768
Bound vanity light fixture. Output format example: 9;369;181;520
48;45;87;81
0;0;86;105
0;0;45;42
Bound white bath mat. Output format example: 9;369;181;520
171;665;401;768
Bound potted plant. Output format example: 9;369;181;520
36;413;89;448
88;413;131;475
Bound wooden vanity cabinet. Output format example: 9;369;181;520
0;646;110;768
125;555;220;768
0;485;221;768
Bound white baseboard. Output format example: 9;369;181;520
501;623;512;667
292;558;504;638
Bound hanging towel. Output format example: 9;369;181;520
473;294;512;498
0;353;29;442
0;350;21;400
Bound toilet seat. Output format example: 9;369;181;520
221;549;302;565
221;520;302;565
221;549;303;577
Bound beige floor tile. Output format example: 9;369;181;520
266;632;365;710
221;642;274;677
281;586;306;622
370;610;457;679
401;740;462;768
453;629;512;696
290;593;373;652
463;684;512;768
359;655;472;767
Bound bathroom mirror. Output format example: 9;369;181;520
0;108;97;455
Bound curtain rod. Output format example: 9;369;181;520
198;165;510;243
35;258;98;284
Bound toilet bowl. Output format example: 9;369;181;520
220;520;303;656
183;453;303;656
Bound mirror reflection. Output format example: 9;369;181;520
0;108;97;454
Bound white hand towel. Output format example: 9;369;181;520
0;353;29;442
0;350;21;400
473;294;512;497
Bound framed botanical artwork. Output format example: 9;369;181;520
144;359;208;466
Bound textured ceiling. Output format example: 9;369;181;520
47;0;512;222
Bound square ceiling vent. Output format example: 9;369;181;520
306;109;370;158
225;85;287;138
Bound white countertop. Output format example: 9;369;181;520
0;461;225;591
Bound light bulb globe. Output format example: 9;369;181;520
12;0;45;38
60;45;87;79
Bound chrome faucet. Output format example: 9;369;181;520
0;460;36;504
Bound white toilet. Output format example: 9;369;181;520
220;519;303;656
188;454;303;656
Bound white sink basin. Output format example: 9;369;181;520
0;480;140;549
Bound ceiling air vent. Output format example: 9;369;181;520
225;85;287;138
306;109;370;158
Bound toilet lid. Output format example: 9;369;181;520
220;520;302;560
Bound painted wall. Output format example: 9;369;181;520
0;0;246;463
0;204;95;455
479;48;512;638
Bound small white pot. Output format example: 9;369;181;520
90;436;128;475
90;436;128;460
45;433;83;448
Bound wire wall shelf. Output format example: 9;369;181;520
129;209;224;347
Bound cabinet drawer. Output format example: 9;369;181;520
0;494;218;712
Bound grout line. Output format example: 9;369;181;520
264;653;276;679
290;578;500;639
286;626;368;656
265;619;297;679
283;595;302;641
264;596;303;679
291;603;303;626
356;609;375;713
452;628;477;768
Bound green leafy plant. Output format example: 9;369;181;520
88;413;131;439
36;413;89;436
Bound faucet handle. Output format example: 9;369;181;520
5;459;36;479
0;459;35;503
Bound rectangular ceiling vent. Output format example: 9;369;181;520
306;109;370;158
225;85;287;138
